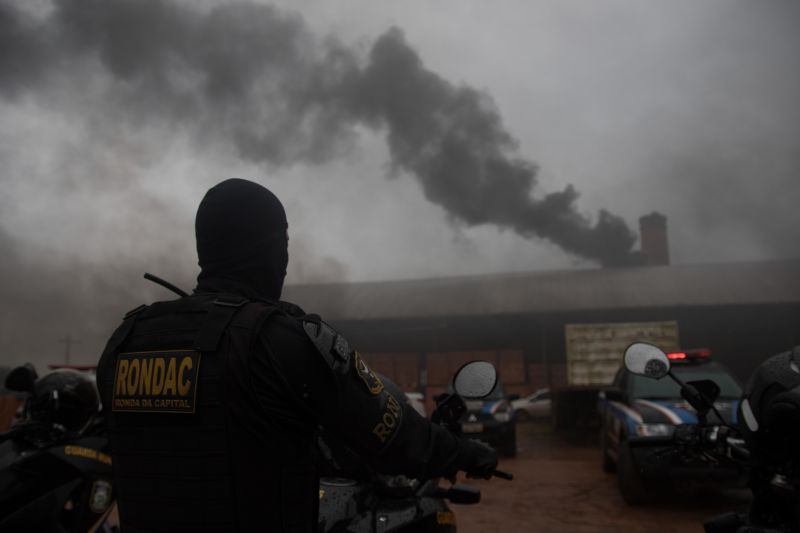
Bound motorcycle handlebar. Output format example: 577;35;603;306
492;469;513;480
627;435;674;446
627;425;750;461
0;427;23;444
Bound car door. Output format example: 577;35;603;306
530;390;551;417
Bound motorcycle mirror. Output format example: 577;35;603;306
624;342;670;380
5;364;37;394
452;361;498;399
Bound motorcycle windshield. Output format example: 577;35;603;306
631;365;742;400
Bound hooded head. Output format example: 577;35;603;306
195;179;288;300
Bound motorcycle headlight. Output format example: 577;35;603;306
493;412;512;423
635;423;674;437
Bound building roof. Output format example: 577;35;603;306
283;260;800;321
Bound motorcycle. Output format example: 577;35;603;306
317;360;513;532
0;364;116;533
623;342;800;533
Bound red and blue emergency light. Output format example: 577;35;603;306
666;348;712;362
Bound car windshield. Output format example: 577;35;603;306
485;381;506;401
630;364;742;400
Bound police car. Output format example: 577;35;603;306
459;380;517;457
597;348;743;504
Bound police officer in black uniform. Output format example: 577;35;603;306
97;178;498;533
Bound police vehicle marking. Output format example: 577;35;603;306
481;401;499;414
608;401;643;426
112;350;201;413
635;399;683;425
665;402;700;423
605;399;740;435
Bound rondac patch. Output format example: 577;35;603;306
112;350;201;413
354;352;384;395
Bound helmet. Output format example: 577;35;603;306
28;370;100;433
738;346;800;466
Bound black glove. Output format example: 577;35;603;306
460;439;498;479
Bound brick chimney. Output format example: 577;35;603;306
639;212;670;266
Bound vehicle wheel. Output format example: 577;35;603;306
601;429;615;473
617;439;649;505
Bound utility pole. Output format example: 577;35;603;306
57;334;81;365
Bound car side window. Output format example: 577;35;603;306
540;392;551;401
611;367;624;389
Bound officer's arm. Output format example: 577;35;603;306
294;319;494;480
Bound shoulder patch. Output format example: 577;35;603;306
303;321;336;367
354;352;384;395
90;480;113;513
302;320;351;367
334;334;353;361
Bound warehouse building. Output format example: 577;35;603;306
284;258;800;412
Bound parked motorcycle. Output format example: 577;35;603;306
0;365;116;533
623;342;800;533
317;360;512;532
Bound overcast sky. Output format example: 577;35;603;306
1;0;798;367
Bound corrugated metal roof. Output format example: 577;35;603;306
282;260;800;321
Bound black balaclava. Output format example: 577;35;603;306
195;179;288;301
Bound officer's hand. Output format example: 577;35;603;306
462;439;498;480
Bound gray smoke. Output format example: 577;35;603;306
346;29;636;264
0;0;636;265
0;224;174;368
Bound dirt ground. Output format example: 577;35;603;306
451;422;751;533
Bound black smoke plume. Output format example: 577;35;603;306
0;0;636;265
344;29;636;264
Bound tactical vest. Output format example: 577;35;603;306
96;293;319;533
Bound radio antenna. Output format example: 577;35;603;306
144;272;189;297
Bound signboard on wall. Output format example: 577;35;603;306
565;321;680;386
